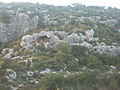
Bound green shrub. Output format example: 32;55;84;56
66;60;79;71
57;42;71;53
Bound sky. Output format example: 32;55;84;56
0;0;120;8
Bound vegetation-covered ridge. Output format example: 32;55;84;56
0;2;120;90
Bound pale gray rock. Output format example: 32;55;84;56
6;69;17;80
4;53;12;59
99;19;117;26
65;33;81;43
1;48;10;54
18;57;34;68
79;33;86;41
118;29;120;32
46;35;61;50
32;33;40;41
93;37;99;41
55;31;68;39
44;15;58;26
38;31;68;40
38;31;54;37
20;31;66;50
85;29;94;41
27;71;34;76
0;13;39;42
48;40;66;50
12;56;20;60
80;41;93;49
23;44;35;51
94;42;120;56
94;42;108;54
111;65;116;70
20;35;34;47
39;68;51;74
49;35;60;43
2;48;13;59
0;22;8;42
10;86;18;90
30;16;39;30
20;35;35;51
43;42;49;48
19;31;120;56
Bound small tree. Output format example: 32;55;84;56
71;45;88;57
66;60;79;71
47;60;63;71
40;73;65;90
53;51;74;64
78;56;88;65
33;59;46;71
57;42;71;53
87;55;103;69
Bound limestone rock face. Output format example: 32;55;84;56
55;31;68;39
80;41;93;49
49;35;60;43
79;33;86;41
30;16;39;29
85;29;94;41
20;35;34;46
2;48;14;59
0;22;7;42
94;42;108;53
20;30;120;56
0;13;39;42
65;33;81;43
94;42;120;56
20;31;61;50
44;15;58;26
20;35;35;51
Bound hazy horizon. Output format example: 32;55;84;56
0;0;120;8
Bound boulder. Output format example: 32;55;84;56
20;35;34;46
27;71;34;76
94;42;120;56
79;33;86;41
20;35;35;51
2;48;14;59
80;41;93;49
39;68;51;74
19;31;120;56
5;69;17;80
85;29;94;41
65;33;80;43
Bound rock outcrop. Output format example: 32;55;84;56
44;15;58;26
20;31;61;50
85;29;94;41
94;42;120;56
65;33;81;43
0;13;39;42
20;35;35;51
20;30;120;56
2;48;14;59
0;22;8;42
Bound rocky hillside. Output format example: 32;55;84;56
0;2;120;43
0;2;120;90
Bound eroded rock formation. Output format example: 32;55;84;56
0;13;39;42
